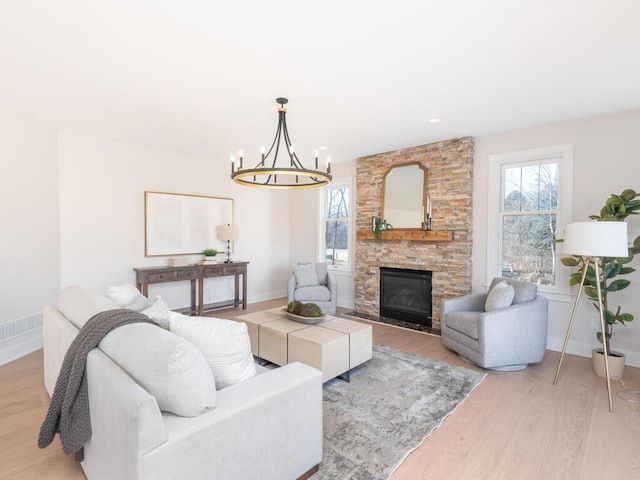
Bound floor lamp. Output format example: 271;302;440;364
217;224;238;263
553;221;629;412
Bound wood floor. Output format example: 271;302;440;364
2;298;640;480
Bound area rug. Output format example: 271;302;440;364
312;344;486;479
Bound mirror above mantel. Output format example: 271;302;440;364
382;162;427;229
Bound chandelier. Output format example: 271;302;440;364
230;98;332;189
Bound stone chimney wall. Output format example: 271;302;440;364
354;137;474;328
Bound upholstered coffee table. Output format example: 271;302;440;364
236;307;372;382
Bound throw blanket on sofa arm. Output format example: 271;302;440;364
38;309;157;461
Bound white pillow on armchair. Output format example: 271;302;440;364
294;263;320;287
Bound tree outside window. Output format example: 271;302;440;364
501;161;559;285
325;186;349;267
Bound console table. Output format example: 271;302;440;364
133;262;248;315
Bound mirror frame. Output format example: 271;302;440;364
381;161;428;230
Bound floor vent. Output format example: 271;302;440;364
0;313;42;342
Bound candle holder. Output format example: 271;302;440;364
424;195;433;230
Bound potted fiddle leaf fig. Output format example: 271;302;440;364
561;189;640;377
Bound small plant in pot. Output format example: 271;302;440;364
202;248;218;260
561;189;640;378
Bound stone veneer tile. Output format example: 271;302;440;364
355;137;474;329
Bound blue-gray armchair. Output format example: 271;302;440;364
441;277;548;371
288;262;337;315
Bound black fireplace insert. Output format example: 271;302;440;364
379;267;432;327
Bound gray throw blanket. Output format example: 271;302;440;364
38;309;156;461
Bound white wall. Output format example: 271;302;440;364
58;131;290;309
288;188;319;264
474;108;640;366
0;109;59;364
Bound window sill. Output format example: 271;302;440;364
328;266;354;276
538;290;573;303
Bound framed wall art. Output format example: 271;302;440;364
145;191;234;257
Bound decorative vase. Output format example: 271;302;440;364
592;348;625;379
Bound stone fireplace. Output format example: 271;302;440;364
354;137;474;330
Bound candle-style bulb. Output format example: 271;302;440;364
230;155;235;173
327;156;331;174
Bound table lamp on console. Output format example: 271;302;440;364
217;224;238;263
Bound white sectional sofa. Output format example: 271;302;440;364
43;286;323;480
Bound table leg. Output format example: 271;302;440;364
234;274;240;307
198;277;204;315
242;273;247;309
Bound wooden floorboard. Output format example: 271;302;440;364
1;298;639;480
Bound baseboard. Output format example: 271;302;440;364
0;327;43;366
337;299;355;309
248;289;288;304
546;336;640;368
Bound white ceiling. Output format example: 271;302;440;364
1;1;640;165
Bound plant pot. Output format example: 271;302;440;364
204;256;217;261
592;348;625;379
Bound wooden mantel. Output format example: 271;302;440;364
357;230;453;242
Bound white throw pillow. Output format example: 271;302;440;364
100;323;216;417
141;295;171;329
58;286;121;329
294;263;319;287
170;314;257;390
107;282;151;311
485;281;515;312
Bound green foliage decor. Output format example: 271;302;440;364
202;248;218;257
374;218;393;240
561;189;640;353
286;301;323;317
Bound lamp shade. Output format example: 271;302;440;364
562;221;628;257
217;224;238;241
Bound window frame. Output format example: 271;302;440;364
318;176;354;272
486;144;573;301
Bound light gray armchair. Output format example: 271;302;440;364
441;277;548;371
288;262;337;315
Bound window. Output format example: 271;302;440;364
502;162;558;285
320;178;352;270
487;144;573;297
